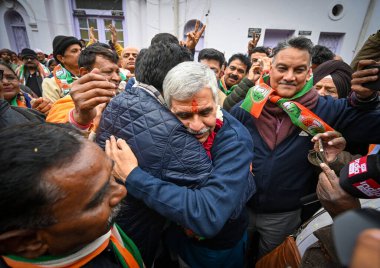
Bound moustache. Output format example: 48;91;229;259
186;127;210;135
228;74;239;80
279;81;297;86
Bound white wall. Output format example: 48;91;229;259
365;0;380;38
353;0;380;57
138;0;379;62
172;0;376;62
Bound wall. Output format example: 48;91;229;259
170;0;377;62
0;0;73;54
353;0;380;57
1;0;379;61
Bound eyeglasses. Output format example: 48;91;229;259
23;56;36;61
0;70;3;81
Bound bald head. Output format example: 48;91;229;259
121;46;139;72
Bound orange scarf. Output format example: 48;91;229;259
241;76;334;149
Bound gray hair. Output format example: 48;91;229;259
163;61;219;108
272;36;314;66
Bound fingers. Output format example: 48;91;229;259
32;98;51;114
71;71;116;116
320;163;339;186
31;97;43;108
352;70;378;88
317;172;333;197
95;103;107;113
116;138;130;150
37;101;52;114
352;67;379;79
257;58;264;69
76;72;108;85
311;131;342;143
72;82;116;97
106;136;119;173
110;135;119;156
76;96;113;111
254;33;260;44
327;136;346;147
106;136;119;159
252;65;262;75
356;59;378;71
194;20;200;32
105;139;111;158
352;62;379;95
108;24;115;31
311;133;323;143
247;61;263;81
90;68;102;75
320;163;332;174
198;24;206;36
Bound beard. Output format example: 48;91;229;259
106;203;122;230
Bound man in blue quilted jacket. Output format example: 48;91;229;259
96;43;255;267
104;60;255;267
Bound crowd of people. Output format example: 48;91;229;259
0;21;380;268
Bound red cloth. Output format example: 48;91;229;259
202;118;224;159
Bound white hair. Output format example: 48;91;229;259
163;61;219;108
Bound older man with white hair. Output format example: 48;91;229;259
106;61;256;267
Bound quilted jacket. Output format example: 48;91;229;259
124;110;256;251
96;85;213;266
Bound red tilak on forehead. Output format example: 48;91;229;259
191;99;198;113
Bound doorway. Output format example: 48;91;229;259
263;29;295;50
4;10;30;53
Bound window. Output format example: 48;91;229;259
78;18;98;43
73;0;125;46
318;32;345;54
77;18;124;46
263;29;295;50
75;0;122;10
328;2;345;21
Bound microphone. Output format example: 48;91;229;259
339;154;380;198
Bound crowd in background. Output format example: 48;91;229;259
0;21;380;268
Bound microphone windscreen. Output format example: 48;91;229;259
339;154;380;198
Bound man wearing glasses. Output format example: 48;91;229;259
16;48;50;98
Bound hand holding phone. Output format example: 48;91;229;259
362;64;380;91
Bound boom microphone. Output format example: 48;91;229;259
339;154;380;198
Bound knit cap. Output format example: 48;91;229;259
21;48;37;59
53;35;82;63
